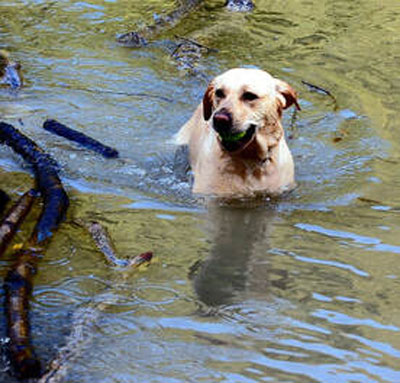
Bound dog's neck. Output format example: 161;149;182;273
219;142;277;180
190;119;295;196
224;127;282;168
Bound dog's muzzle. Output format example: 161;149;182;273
212;110;233;136
212;111;256;152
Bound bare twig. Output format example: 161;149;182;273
301;80;338;110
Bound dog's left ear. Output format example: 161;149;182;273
202;82;215;121
275;79;301;111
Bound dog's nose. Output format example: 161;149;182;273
212;110;232;135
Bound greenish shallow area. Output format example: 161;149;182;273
1;1;400;382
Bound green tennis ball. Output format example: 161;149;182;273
220;130;247;142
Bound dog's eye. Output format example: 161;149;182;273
242;92;258;101
215;89;225;98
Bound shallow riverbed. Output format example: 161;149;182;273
1;0;400;382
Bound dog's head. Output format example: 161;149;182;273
202;68;300;153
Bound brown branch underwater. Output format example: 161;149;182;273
0;122;69;379
0;189;36;257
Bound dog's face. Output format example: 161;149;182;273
203;68;300;153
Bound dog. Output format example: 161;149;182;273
175;68;300;197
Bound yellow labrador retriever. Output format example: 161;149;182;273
175;68;300;197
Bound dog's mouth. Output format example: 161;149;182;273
217;124;256;152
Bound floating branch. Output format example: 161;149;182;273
0;189;36;257
0;122;69;379
43;119;119;159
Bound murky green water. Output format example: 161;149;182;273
1;0;400;382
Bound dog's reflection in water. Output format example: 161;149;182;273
193;201;286;307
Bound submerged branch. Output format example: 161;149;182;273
38;249;152;383
4;248;43;379
117;0;203;47
77;220;153;268
0;122;69;379
0;189;36;257
173;35;218;53
301;80;338;110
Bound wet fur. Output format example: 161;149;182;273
175;68;300;197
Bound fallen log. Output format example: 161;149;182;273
0;122;69;379
0;189;36;257
43;119;119;159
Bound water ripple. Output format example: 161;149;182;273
296;223;400;254
312;309;399;332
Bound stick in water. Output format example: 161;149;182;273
43;119;119;159
0;189;36;257
81;220;153;268
0;122;69;379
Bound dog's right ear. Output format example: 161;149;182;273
202;82;215;121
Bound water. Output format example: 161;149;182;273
1;0;400;382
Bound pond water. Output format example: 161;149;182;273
1;0;400;382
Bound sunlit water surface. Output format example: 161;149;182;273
1;0;400;382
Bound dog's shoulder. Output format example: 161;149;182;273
174;103;204;145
